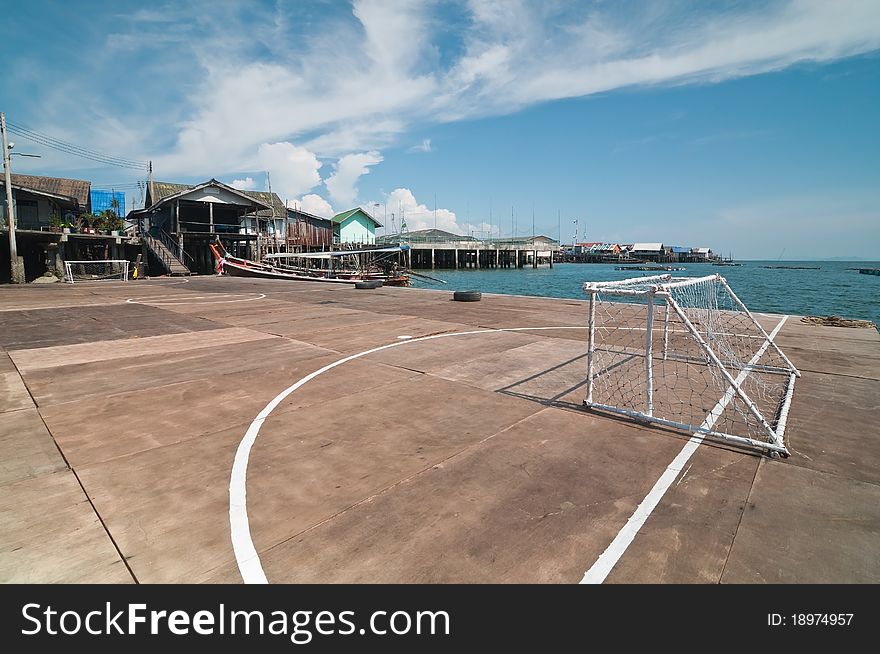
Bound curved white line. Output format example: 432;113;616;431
126;293;267;305
229;325;588;583
136;278;192;286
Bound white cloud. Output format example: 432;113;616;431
291;193;335;219
230;176;259;190
379;188;505;236
382;188;460;235
18;1;880;177
256;142;323;203
409;138;432;153
325;151;383;207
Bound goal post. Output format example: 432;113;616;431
582;273;799;457
64;260;130;283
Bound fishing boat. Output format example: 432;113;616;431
209;243;412;286
713;253;742;266
616;265;686;271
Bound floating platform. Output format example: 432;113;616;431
1;277;878;583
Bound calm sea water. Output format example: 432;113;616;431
410;260;880;326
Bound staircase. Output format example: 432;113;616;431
142;231;192;276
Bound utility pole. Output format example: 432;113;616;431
266;171;276;254
531;202;535;240
1;112;24;284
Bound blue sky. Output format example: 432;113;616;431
3;0;879;258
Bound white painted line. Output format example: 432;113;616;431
579;314;789;584
126;293;266;305
229;325;588;584
0;301;129;312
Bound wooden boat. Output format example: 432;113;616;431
616;265;686;271
209;244;411;286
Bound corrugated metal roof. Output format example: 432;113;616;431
149;181;191;203
670;246;691;253
147;179;278;212
331;208;381;227
631;242;663;251
4;173;90;207
242;190;286;217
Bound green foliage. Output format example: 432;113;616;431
98;209;124;231
50;212;75;228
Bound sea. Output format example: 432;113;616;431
409;260;880;327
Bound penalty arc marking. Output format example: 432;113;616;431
229;326;588;584
229;319;788;584
126;293;267;305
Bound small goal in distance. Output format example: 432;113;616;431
582;273;799;457
64;260;130;283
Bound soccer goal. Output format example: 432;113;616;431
582;274;799;457
64;260;130;283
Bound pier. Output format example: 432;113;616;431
1;277;878;583
380;231;556;270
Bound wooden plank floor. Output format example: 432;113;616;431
0;276;877;584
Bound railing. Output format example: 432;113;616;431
142;232;191;274
141;233;176;273
157;229;194;267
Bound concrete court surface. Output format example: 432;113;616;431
0;275;878;584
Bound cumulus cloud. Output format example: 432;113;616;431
255;142;323;203
383;188;450;233
379;188;505;236
290;193;335;219
230;176;259;190
22;0;880;176
325;151;383;207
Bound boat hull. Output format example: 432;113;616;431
223;259;358;283
222;259;409;286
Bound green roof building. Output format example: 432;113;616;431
331;207;381;245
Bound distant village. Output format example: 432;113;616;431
0;172;717;281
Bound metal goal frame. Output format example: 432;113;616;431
64;259;130;283
582;274;800;457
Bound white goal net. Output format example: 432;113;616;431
64;259;130;283
583;274;799;456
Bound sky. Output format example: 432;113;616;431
2;0;878;259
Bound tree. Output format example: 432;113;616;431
98;209;123;232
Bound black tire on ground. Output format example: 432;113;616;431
355;280;383;289
453;290;482;302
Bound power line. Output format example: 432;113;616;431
6;121;149;170
7;121;148;167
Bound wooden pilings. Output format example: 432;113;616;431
402;246;553;270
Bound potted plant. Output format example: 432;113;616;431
98;209;124;235
49;213;64;232
78;212;98;234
